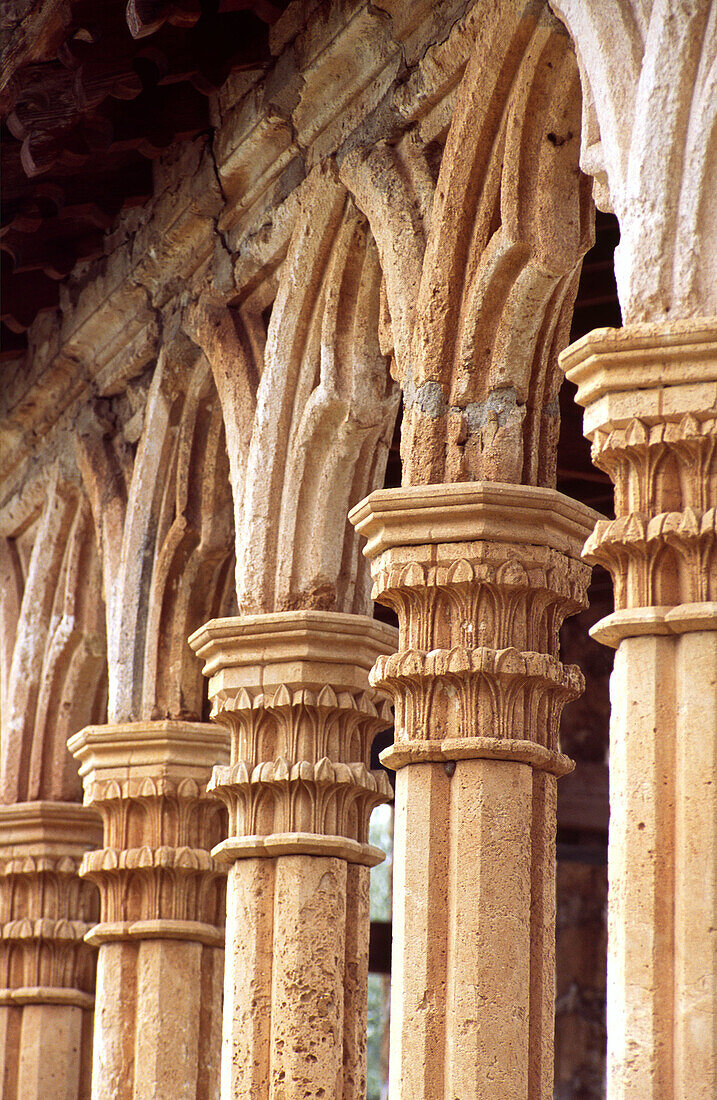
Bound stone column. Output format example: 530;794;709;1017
189;611;396;1100
349;482;596;1100
561;321;717;1100
67;721;229;1100
0;800;102;1100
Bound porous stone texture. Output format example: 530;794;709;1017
350;481;596;1098
190;611;396;1099
68;721;229;1100
2;0;712;1096
0;801;102;1100
562;320;717;1100
551;0;717;323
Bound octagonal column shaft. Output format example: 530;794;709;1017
562;322;717;1100
350;483;596;1100
189;611;396;1100
0;801;101;1100
68;721;229;1100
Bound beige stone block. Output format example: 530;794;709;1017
222;859;274;1099
17;1004;84;1100
70;722;228;1100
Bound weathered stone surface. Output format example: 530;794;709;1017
69;721;229;1100
351;482;596;1098
2;2;713;1098
191;611;395;1100
562;320;717;1100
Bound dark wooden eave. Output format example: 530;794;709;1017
1;0;286;351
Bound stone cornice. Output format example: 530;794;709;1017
560;319;717;435
0;800;102;856
68;720;230;783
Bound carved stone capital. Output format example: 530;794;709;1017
189;611;397;863
0;801;102;1007
561;321;717;642
68;721;229;946
350;483;597;772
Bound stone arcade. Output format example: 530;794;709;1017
1;1;715;1097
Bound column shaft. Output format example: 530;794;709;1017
68;721;229;1100
0;801;101;1100
350;482;596;1099
562;321;717;1100
190;611;396;1100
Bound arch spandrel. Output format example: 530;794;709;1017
341;1;594;488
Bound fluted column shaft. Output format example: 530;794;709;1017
0;801;102;1100
68;721;229;1100
189;611;396;1100
350;482;596;1100
562;321;717;1100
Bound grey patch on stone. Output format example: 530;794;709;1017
403;376;526;435
461;389;523;434
543;394;560;418
402;366;448;418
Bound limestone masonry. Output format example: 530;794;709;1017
1;1;715;1098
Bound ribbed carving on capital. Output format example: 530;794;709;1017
371;645;583;754
350;483;597;768
210;682;394;770
584;415;717;608
208;680;393;844
189;612;398;855
0;802;101;1005
370;545;589;655
368;547;588;753
69;722;229;940
562;323;717;613
79;787;225;932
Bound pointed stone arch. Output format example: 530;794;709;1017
341;0;594;487
76;349;235;724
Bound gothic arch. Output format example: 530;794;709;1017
76;350;235;724
189;163;400;618
340;0;594;488
0;477;107;804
